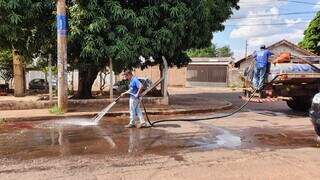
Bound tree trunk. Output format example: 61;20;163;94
12;49;25;97
75;65;99;99
159;56;168;97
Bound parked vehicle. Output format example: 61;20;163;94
243;55;320;112
310;93;320;136
29;79;48;90
113;77;153;93
0;83;9;92
29;78;57;90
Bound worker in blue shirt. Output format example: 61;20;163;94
121;70;147;128
252;45;273;90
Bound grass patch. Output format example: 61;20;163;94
49;104;64;115
0;117;5;125
228;83;243;89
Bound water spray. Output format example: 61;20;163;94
92;95;122;123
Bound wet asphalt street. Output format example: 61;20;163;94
0;88;318;180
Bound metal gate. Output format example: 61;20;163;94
187;65;228;87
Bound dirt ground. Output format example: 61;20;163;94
0;87;319;180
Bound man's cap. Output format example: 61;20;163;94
260;45;266;49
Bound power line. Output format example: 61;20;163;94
225;21;310;26
282;0;319;5
230;11;317;19
239;0;319;6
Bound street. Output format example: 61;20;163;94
0;87;318;180
1;1;320;179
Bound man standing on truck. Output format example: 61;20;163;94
121;70;147;128
252;45;273;90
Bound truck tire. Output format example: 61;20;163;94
286;96;312;112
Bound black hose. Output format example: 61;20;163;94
141;56;318;127
143;75;280;127
149;88;258;126
141;99;152;126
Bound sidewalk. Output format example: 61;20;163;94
0;87;234;122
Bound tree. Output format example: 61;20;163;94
99;67;110;95
216;45;233;57
187;44;217;57
69;0;239;98
299;12;320;55
0;1;55;96
0;50;13;84
187;44;233;57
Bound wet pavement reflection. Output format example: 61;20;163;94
0;117;242;160
0;117;318;160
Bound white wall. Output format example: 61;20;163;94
25;70;116;91
71;70;115;91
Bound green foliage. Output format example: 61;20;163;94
49;104;64;115
187;44;233;57
69;0;239;71
228;83;243;89
31;56;58;75
68;0;239;98
0;0;55;61
1;0;239;98
216;46;233;57
187;45;217;57
0;117;5;125
0;50;13;83
299;12;320;54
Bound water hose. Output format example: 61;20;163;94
142;75;281;127
140;56;319;127
142;88;258;127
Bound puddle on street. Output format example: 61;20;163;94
191;124;241;150
240;127;319;149
0;117;243;160
255;110;308;118
0;117;318;160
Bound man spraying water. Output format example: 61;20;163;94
121;70;147;128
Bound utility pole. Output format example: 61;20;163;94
57;0;68;112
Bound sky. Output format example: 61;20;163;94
213;0;320;59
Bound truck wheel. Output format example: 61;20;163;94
286;96;312;112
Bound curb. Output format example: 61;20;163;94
3;101;233;122
0;97;168;111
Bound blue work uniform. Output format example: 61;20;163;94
252;50;273;89
128;77;145;125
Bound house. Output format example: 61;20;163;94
15;56;234;92
235;39;318;72
186;57;234;87
135;57;234;87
